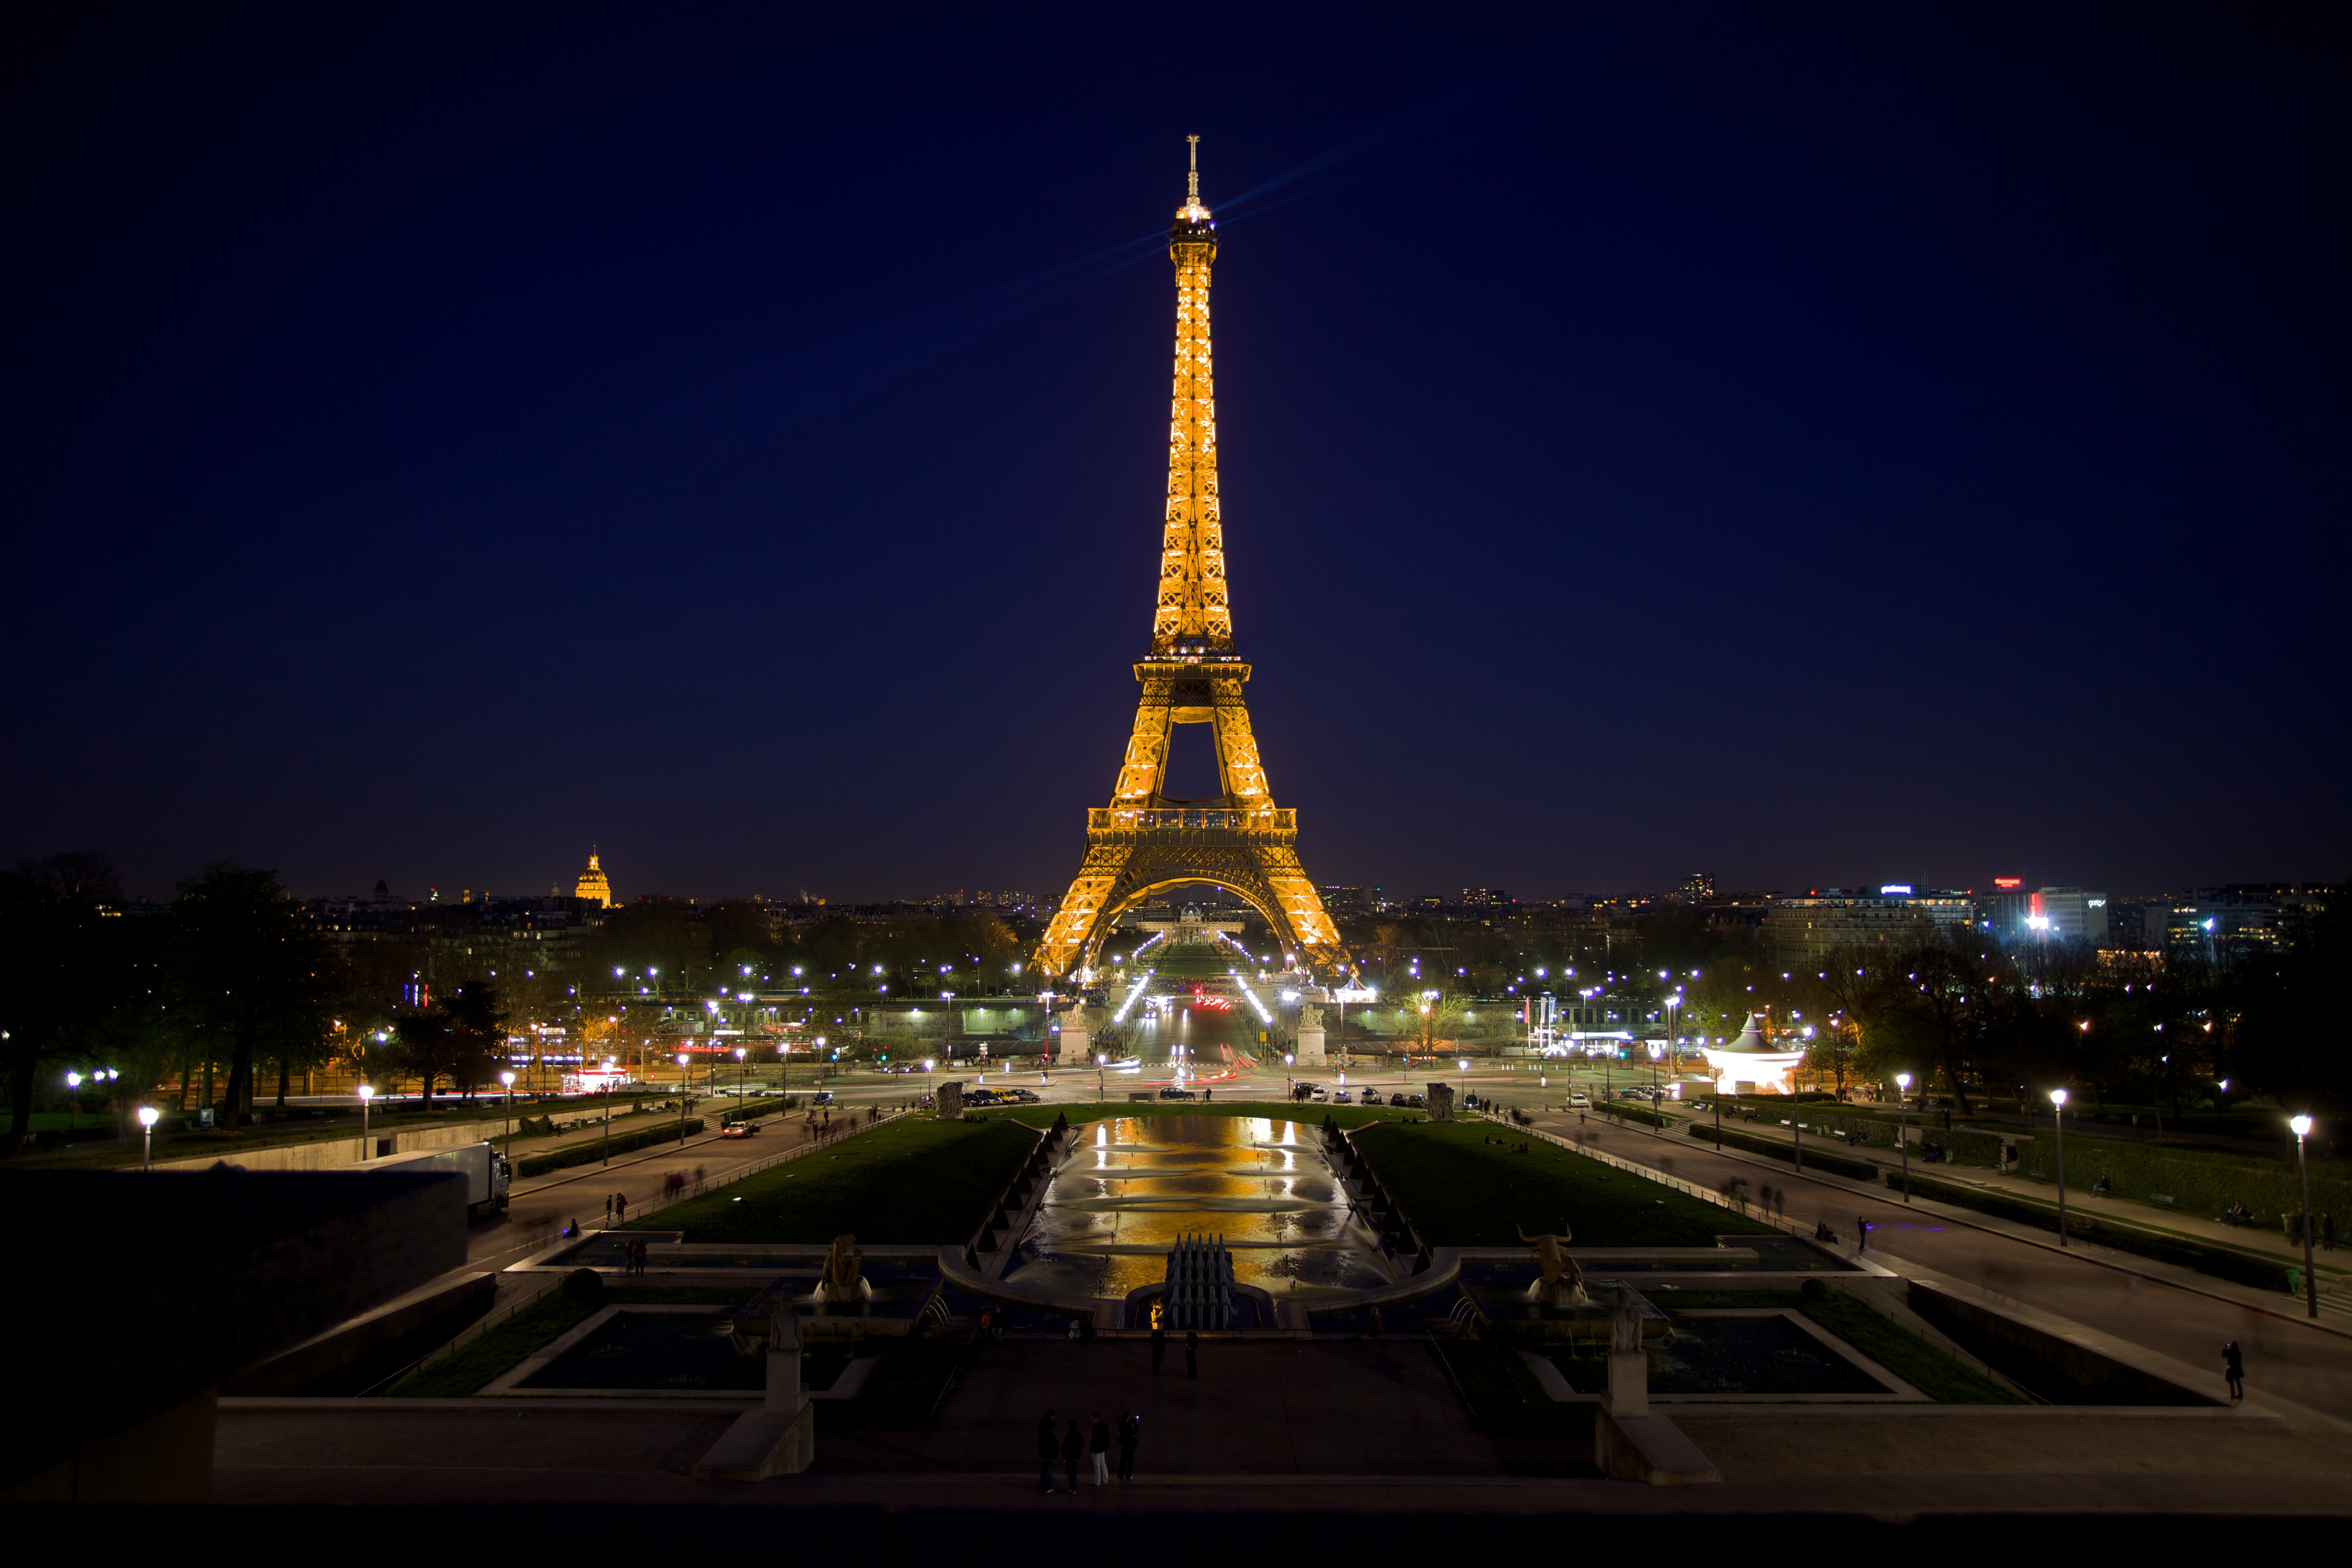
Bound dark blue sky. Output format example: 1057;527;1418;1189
6;4;2346;904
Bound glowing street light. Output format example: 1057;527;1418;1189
137;1105;160;1171
2050;1088;2070;1246
2292;1114;2318;1318
1894;1072;1912;1203
357;1083;375;1158
500;1070;516;1161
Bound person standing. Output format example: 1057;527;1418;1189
1116;1410;1139;1481
1036;1409;1058;1493
614;1192;629;1222
1060;1418;1083;1493
2223;1341;2244;1401
1150;1322;1166;1374
1184;1329;1199;1378
1089;1412;1110;1485
1856;1216;1871;1255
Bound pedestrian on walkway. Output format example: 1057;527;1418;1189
2223;1341;2244;1401
1036;1409;1058;1492
1856;1216;1871;1254
1184;1329;1199;1378
1150;1322;1165;1373
1117;1410;1138;1480
1060;1418;1083;1492
604;1193;615;1223
614;1192;628;1222
1089;1413;1110;1485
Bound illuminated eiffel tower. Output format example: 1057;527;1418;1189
1034;140;1350;983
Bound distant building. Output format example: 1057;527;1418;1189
1763;894;1974;968
1320;886;1370;912
1678;872;1715;902
1460;888;1512;908
1979;887;2108;945
574;850;615;909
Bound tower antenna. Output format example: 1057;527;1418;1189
1187;134;1199;201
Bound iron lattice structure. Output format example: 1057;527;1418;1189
1034;143;1349;983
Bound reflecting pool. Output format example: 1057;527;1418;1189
1003;1114;1393;1302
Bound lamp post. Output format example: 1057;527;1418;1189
2050;1088;2070;1246
1663;994;1680;1086
676;1053;691;1145
735;1045;747;1117
137;1106;159;1171
2292;1114;2318;1318
65;1071;82;1130
602;1058;617;1167
358;1083;374;1158
1895;1073;1912;1203
500;1070;516;1163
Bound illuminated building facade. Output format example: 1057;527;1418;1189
1034;142;1347;982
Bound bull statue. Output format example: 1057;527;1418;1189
1517;1221;1587;1307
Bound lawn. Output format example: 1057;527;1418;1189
1351;1121;1778;1247
385;1284;754;1397
629;1115;1038;1243
1618;1288;2024;1405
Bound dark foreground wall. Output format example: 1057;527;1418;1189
0;1168;467;1500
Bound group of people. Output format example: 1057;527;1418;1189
1037;1409;1140;1491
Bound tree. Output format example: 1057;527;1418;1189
391;984;504;1109
168;864;337;1129
0;850;132;1155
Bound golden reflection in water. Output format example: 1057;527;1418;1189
1014;1114;1375;1299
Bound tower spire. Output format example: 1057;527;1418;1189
1158;137;1226;650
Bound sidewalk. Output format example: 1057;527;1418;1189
1650;1104;2344;1277
1517;1105;2352;1336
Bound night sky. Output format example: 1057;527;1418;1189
7;5;2346;905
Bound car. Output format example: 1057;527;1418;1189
1309;1086;1330;1103
1157;1087;1197;1101
720;1122;758;1139
1008;1089;1041;1104
1357;1091;1385;1107
1567;1092;1591;1109
1332;1090;1352;1104
1402;1093;1426;1109
811;1091;834;1105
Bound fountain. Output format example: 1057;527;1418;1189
1160;1231;1235;1330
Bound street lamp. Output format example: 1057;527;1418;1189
735;1046;748;1114
499;1070;516;1162
357;1083;375;1158
2292;1114;2318;1318
2050;1088;2070;1247
676;1053;691;1145
137;1105;159;1171
1663;995;1681;1079
603;1058;618;1166
65;1071;83;1129
1894;1073;1912;1203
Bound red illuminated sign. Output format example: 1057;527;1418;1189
1994;877;2022;889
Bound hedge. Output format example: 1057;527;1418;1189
1890;1171;2297;1292
1684;1120;1881;1181
517;1117;705;1178
2013;1130;2350;1230
1593;1101;1667;1130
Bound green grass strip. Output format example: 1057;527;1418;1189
1794;1292;2025;1404
382;1284;758;1398
1354;1121;1777;1246
625;1115;1037;1243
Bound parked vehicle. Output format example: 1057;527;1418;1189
1332;1090;1353;1104
1402;1093;1426;1109
364;1140;510;1220
1157;1087;1197;1100
1567;1092;1591;1109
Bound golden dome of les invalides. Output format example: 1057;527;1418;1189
574;849;614;909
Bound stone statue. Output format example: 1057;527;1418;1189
1297;1002;1325;1034
1610;1287;1643;1355
1426;1082;1455;1122
814;1233;870;1304
1516;1222;1587;1306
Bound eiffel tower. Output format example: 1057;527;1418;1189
1034;140;1350;983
